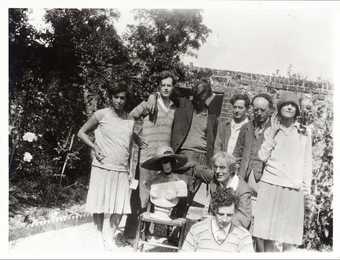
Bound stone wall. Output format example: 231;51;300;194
196;67;333;121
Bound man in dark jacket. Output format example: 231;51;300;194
171;78;220;218
233;93;273;195
214;94;250;156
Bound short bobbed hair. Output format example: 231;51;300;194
210;187;237;215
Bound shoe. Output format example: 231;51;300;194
124;238;136;246
114;233;132;247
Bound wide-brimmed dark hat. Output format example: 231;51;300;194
277;92;300;117
141;146;187;171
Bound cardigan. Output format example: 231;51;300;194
258;122;312;192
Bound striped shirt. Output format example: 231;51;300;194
129;97;175;162
181;216;254;252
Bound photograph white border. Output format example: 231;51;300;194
1;0;339;259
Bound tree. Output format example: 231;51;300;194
44;9;132;111
9;8;133;207
124;9;211;100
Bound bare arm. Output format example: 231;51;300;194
77;114;104;162
128;93;158;120
193;164;215;184
128;101;150;119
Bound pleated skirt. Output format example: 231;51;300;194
252;181;304;245
85;166;131;214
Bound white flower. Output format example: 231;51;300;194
23;132;38;142
9;125;15;133
23;152;33;162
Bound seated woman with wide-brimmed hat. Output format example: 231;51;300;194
142;146;188;220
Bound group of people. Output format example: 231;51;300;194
77;70;313;253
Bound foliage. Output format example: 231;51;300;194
9;8;210;211
9;8;129;209
301;96;333;251
124;9;211;101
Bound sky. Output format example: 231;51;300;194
28;3;339;82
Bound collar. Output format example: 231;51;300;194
211;216;231;244
205;93;215;107
227;175;239;190
278;121;300;135
158;96;174;112
218;175;239;191
231;118;249;129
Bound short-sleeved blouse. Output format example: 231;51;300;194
149;174;187;208
92;108;134;172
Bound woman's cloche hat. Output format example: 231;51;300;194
277;92;300;116
141;146;187;171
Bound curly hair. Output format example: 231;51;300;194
230;93;250;108
158;70;177;85
210;187;237;215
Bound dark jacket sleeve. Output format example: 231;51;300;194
233;124;247;179
232;179;252;230
233;124;246;159
214;118;225;153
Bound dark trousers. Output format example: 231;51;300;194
171;149;211;219
124;164;156;239
123;165;142;239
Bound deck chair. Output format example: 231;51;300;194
134;201;187;252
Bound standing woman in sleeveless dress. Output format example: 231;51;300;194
78;82;134;248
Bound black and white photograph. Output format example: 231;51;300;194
2;1;339;258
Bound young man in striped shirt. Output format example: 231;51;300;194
123;71;178;245
181;187;254;252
